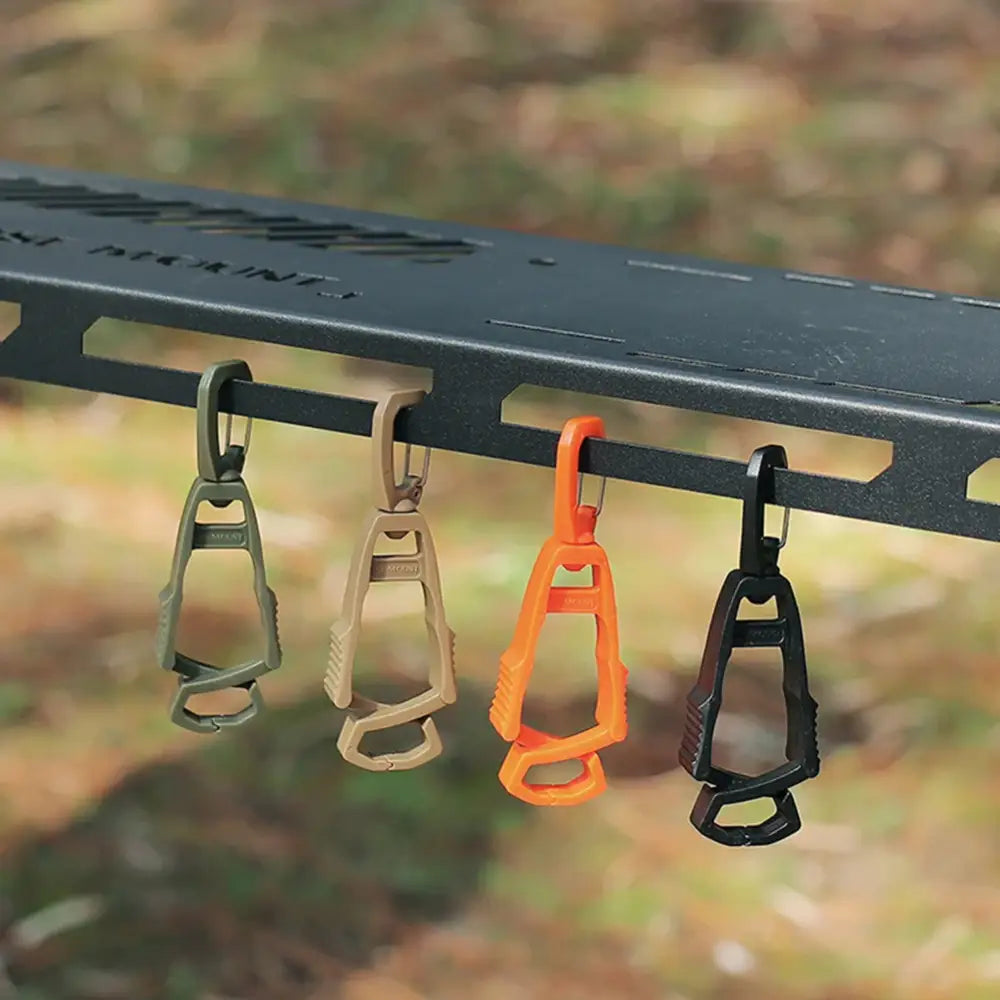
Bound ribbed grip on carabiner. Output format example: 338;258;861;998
678;698;711;778
489;655;523;743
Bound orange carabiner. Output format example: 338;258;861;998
490;416;628;806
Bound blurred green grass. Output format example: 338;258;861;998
3;1;1000;998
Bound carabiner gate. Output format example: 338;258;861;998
490;416;628;806
679;444;819;845
156;360;281;734
324;388;456;771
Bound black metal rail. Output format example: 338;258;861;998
2;159;1000;541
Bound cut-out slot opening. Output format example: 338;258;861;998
171;548;267;671
347;575;434;701
736;596;778;620
523;759;586;787
0;300;20;344
194;500;246;525
966;458;1000;505
714;798;780;829
373;532;419;557
502;386;893;484
354;720;433;760
710;623;789;778
83;318;432;400
182;686;255;721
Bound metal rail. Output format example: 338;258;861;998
2;159;1000;540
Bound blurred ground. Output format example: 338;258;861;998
2;1;1000;998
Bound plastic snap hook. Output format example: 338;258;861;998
325;387;457;771
157;362;281;735
196;359;253;484
680;445;819;845
490;415;628;807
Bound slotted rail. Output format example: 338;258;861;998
2;159;1000;541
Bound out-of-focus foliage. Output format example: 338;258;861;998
1;2;1000;998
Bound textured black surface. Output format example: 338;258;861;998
2;159;1000;540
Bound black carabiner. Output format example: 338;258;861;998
679;444;820;846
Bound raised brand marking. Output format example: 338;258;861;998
370;559;421;581
549;589;598;613
194;525;248;547
87;243;343;295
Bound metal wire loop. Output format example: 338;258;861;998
577;473;607;516
223;409;252;463
403;441;431;490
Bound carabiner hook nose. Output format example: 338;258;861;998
372;388;432;513
739;444;790;579
196;360;253;483
553;415;606;545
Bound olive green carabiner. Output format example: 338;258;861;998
155;360;281;734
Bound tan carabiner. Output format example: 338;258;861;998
325;388;456;771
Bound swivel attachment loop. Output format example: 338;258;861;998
490;416;628;806
156;360;282;734
325;388;456;771
679;444;819;846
